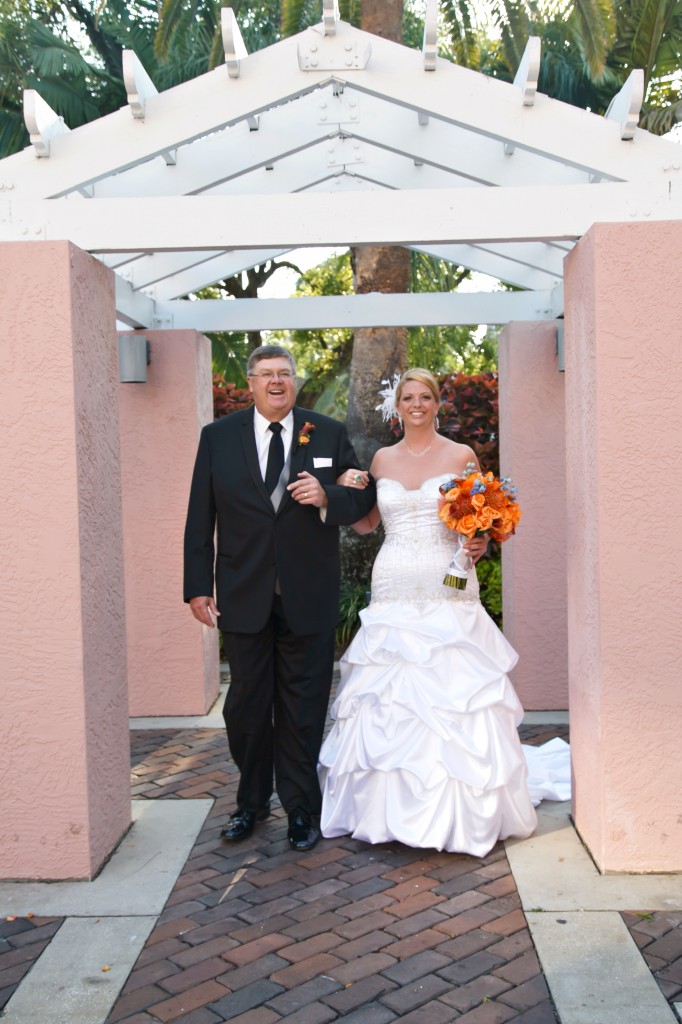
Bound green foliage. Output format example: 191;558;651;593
276;252;355;414
475;551;503;626
335;577;369;653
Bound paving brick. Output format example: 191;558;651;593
436;890;492;916
285;895;347;920
321;972;398;1012
207;979;286;1019
381;950;452;985
338;877;395;901
230;916;293;943
299;846;349;870
384;891;445;919
381;928;446;960
242;880;303;906
435;928;499;960
476;875;517;899
236;897;303;924
513;1000;560;1023
2;921;62;948
158;957;233;995
323;1001;397;1023
392;1001;461;1023
327;952;398;985
482;909;527;937
108;983;177;1022
379;972;452;1013
440;973;512;1012
269;953;345;988
490;930;533;961
333;911;397;940
432;905;500;939
282;912;347;941
217;954;290;991
455;1000;518;1024
646;930;682;961
383;908;448;939
185;919;247;946
492;951;541;986
498;973;549;1010
222;933;294;967
273;1002;337;1024
121;958;181;994
170;935;241;968
473;860;512;882
387;876;440;901
334;929;400;961
339;862;394;885
137;937;189;967
147;980;232;1022
264;975;343;1014
434;871;486;897
275;932;345;963
335;893;397;919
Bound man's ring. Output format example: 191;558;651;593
354;474;362;483
304;491;309;498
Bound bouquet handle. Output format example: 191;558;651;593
443;532;473;590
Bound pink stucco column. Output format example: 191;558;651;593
0;241;130;880
565;220;682;872
119;330;219;716
498;322;568;710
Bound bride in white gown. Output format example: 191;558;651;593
319;369;570;858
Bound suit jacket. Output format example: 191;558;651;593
183;406;376;635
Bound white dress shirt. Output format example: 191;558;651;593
253;408;294;479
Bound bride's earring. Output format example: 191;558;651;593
434;416;439;429
397;414;403;430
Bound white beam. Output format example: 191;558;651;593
3;181;678;252
513;37;541;107
605;70;644;141
221;8;248;78
153;289;559;331
115;275;156;328
122;50;158;120
422;0;438;71
5;26;678;202
23;90;70;158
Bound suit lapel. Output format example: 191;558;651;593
240;407;272;506
282;408;309;509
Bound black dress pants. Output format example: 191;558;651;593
222;595;335;817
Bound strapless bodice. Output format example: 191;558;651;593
371;475;479;605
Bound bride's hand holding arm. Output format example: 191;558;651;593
336;463;381;534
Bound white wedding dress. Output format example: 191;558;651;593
319;475;570;857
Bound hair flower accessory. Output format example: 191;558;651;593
376;373;401;423
438;462;521;589
297;421;316;447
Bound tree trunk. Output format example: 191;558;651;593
341;1;408;596
347;245;409;466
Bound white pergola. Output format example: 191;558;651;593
1;0;680;332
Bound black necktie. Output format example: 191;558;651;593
264;422;284;494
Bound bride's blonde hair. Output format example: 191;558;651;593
395;368;440;406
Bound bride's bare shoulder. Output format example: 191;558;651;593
442;438;479;472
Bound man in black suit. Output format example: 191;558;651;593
184;345;376;851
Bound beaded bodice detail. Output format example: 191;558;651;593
370;476;479;606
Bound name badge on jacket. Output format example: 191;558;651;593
313;457;333;468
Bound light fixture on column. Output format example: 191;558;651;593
555;322;565;372
118;334;151;383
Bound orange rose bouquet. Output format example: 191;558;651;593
437;462;521;589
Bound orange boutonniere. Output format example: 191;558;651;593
297;421;316;447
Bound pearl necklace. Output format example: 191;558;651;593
404;439;434;458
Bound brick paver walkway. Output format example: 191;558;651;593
3;715;680;1022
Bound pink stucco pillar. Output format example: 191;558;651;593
498;322;568;710
119;330;219;716
565;220;682;872
0;241;130;880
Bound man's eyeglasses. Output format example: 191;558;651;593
249;370;295;381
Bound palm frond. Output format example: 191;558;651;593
570;0;615;79
640;95;682;134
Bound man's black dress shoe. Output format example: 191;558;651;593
287;812;321;852
220;805;269;842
